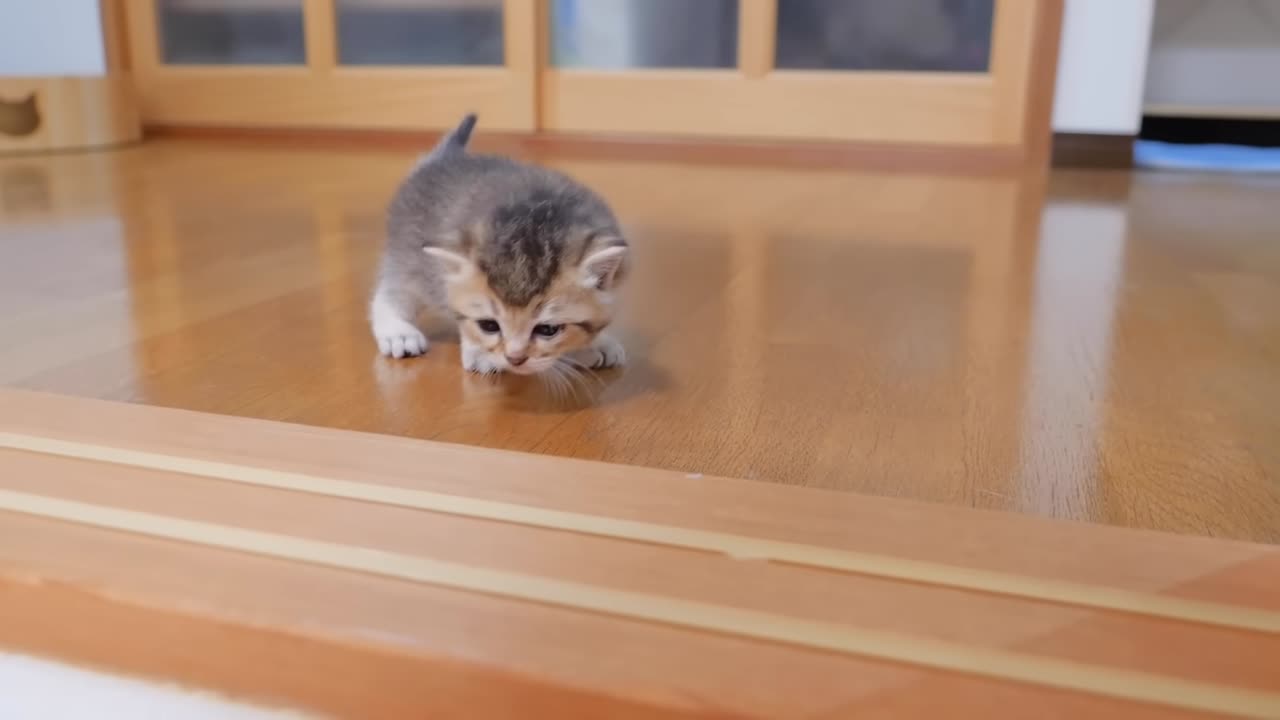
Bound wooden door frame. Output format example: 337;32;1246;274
105;0;1062;166
538;0;1063;153
114;0;538;132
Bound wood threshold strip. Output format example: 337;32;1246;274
2;431;1278;635
1;488;1277;719
144;125;1028;174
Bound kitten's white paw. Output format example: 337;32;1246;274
461;341;502;374
374;323;429;359
574;336;626;369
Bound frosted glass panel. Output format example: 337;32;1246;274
550;0;738;69
157;0;306;65
336;0;504;66
775;0;994;72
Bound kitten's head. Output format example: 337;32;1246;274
426;193;628;376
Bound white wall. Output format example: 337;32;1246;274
0;652;313;720
1052;0;1156;134
1145;0;1280;113
0;0;106;76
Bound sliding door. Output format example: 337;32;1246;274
124;0;538;130
119;0;1060;147
540;0;1058;146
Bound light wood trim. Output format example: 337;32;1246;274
541;70;995;143
130;68;532;130
4;430;1275;634
5;489;1277;718
989;0;1043;144
0;77;140;154
99;0;132;72
533;0;551;120
737;0;777;79
539;0;1061;149
121;0;538;131
144;123;1029;173
1019;0;1065;166
122;0;164;76
502;0;539;129
5;388;1279;607
303;0;338;71
2;390;1280;718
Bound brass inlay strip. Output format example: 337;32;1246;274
1;431;1278;636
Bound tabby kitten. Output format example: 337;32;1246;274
370;114;628;376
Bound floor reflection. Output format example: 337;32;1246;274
1014;200;1127;519
2;141;1279;541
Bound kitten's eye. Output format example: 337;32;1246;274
476;319;501;334
532;323;564;338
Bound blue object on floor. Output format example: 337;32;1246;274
1134;140;1280;173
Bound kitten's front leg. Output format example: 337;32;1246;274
371;285;429;359
569;334;626;370
461;337;503;375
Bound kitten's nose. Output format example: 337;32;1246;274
505;354;528;367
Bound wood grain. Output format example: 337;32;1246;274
120;0;539;132
736;0;777;80
0;391;1278;718
144;123;1030;172
537;0;1056;149
0;140;1278;543
6;429;1276;633
302;0;338;72
117;0;1058;152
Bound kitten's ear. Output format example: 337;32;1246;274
580;245;628;290
424;246;474;280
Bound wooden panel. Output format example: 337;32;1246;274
540;70;996;143
128;68;534;131
737;0;777;79
303;0;338;71
99;0;132;72
1018;0;1064;164
988;0;1042;143
0;391;1279;718
121;0;538;131
539;0;1055;149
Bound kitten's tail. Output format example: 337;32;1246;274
437;113;478;153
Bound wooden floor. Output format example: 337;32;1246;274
1;140;1278;542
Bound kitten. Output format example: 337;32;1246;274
370;114;628;376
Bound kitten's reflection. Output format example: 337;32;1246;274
372;342;615;415
461;362;611;413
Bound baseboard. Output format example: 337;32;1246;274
1141;115;1280;148
1051;133;1134;169
142;124;1030;175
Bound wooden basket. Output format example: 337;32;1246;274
0;76;139;154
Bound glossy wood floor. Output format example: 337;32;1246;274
2;140;1278;542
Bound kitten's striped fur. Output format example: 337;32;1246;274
370;114;628;376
